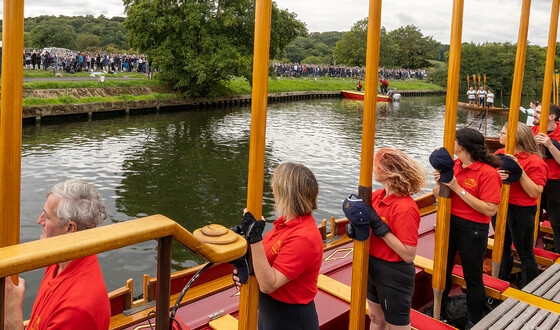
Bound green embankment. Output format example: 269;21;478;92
15;71;444;106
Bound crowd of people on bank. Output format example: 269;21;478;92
272;62;429;80
23;49;149;74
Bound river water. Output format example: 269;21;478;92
18;95;517;316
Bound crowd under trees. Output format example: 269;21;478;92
0;6;558;98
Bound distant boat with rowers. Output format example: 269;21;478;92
458;102;509;112
341;89;401;102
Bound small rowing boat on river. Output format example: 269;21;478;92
341;90;401;102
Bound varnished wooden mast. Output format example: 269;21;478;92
238;0;273;328
432;0;463;320
348;0;382;329
491;0;531;277
538;0;560;125
0;0;24;249
0;0;25;326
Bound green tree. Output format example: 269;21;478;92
124;0;306;97
387;25;440;69
333;18;367;66
76;34;101;51
379;27;399;68
28;23;78;50
283;32;340;64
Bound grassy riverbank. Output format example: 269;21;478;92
18;70;444;106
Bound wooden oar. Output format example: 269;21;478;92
472;74;477;90
554;70;560;104
237;0;272;329
484;74;487;107
432;0;464;320
491;0;531;278
532;0;560;251
538;0;560;138
0;0;25;297
478;75;481;94
347;1;382;329
467;74;470;91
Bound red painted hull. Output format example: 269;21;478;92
118;195;442;330
341;90;393;102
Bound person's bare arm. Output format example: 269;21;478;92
443;177;499;216
381;234;417;263
249;242;290;293
536;133;560;165
4;277;25;330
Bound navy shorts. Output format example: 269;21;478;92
257;291;319;330
367;255;415;326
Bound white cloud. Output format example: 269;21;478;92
0;0;555;46
275;0;555;46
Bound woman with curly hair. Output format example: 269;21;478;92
365;147;427;330
433;127;502;329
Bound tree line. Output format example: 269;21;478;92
1;9;558;98
1;15;130;52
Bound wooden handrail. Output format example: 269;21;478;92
0;214;247;278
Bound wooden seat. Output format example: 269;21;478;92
316;274;455;330
209;314;238;330
487;237;560;267
413;255;510;300
540;220;553;235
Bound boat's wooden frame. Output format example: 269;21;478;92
458;101;509;112
2;0;560;328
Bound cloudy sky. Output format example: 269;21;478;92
7;0;556;46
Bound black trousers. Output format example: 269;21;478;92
492;204;539;288
542;179;560;253
443;215;489;323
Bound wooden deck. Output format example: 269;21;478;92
473;263;560;329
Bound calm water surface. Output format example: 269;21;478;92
18;95;514;315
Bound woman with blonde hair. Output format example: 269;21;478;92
493;122;548;287
234;162;323;330
345;148;427;330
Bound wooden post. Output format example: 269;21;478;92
432;0;464;320
492;0;531;278
347;1;382;329
0;0;24;291
155;236;172;330
238;0;272;329
538;0;560;125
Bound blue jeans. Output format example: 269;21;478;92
443;215;489;323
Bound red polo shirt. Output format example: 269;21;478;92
495;149;548;206
451;159;502;224
263;214;323;304
27;255;110;330
369;189;420;262
532;124;560;179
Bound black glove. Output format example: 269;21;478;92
241;212;257;235
241;211;265;244
246;220;265;244
369;206;390;237
230;255;249;284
